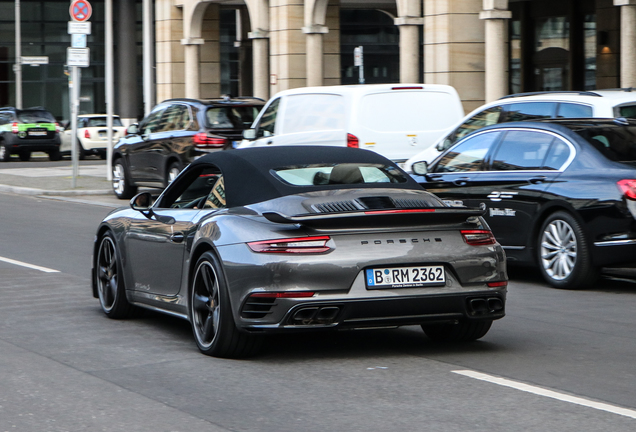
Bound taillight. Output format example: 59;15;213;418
84;129;91;139
618;179;636;200
248;236;331;253
461;229;496;246
193;132;226;148
249;291;315;298
347;133;359;148
487;281;508;288
11;122;19;133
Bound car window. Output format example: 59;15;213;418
543;139;572;170
556;103;593;118
159;166;226;209
272;163;407;186
504;102;556;121
257;98;280;137
490;130;554;171
435;131;501;173
281;94;345;134
141;106;168;134
17;110;56;123
616;105;636;118
574;126;636;163
450;106;504;148
158;104;190;132
206;106;259;129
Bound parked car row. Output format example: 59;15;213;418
0;106;61;161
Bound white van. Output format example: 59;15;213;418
238;84;464;162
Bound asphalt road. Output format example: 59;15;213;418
1;192;636;431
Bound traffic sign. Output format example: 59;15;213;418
71;34;87;48
22;56;49;66
67;48;90;67
68;21;91;35
70;0;92;22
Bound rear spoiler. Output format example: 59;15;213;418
262;208;485;229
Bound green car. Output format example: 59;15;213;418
0;107;61;162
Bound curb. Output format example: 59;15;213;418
0;184;114;196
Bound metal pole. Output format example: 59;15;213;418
71;66;79;188
143;0;154;116
106;0;113;181
14;0;22;109
358;46;365;85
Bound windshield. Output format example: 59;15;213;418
272;163;408;186
85;117;124;127
205;106;260;129
574;126;636;163
17;110;56;123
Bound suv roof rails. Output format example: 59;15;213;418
0;106;15;111
25;106;47;110
499;91;602;100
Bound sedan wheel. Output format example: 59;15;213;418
95;232;133;318
190;252;261;358
112;159;137;199
537;211;598;289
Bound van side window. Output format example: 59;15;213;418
556;103;593;118
451;106;504;146
282;94;345;134
257;98;280;138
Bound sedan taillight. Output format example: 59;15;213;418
84;129;91;139
618;179;636;200
248;236;332;253
461;229;496;246
249;291;315;298
347;133;359;148
193;133;226;148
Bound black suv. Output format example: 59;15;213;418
0;107;61;161
112;97;264;199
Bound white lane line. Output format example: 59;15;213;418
453;370;636;420
0;256;60;273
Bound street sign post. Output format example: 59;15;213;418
69;0;92;22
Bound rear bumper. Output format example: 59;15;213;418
592;240;636;267
3;136;60;152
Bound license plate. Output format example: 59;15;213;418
366;265;445;289
28;129;47;136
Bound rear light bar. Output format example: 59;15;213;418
85;129;91;139
364;209;435;215
11;122;19;133
487;281;508;288
461;229;496;246
249;291;315;298
248;236;331;253
618;179;636;200
193;133;226;148
347;133;359;148
391;86;423;90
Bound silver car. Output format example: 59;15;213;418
92;146;507;358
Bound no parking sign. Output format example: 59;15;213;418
69;0;92;22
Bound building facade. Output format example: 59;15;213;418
0;0;634;122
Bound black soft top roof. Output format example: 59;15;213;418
190;146;423;207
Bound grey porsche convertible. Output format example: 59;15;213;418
92;146;507;358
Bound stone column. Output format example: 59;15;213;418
395;17;423;83
480;0;511;102
249;31;269;100
181;38;204;99
303;26;328;87
615;0;636;88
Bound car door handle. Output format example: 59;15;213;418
426;173;443;181
529;175;547;184
170;233;185;243
453;177;470;186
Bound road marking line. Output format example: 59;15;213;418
0;256;59;273
453;370;636;420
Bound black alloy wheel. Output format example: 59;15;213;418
537;211;599;289
189;252;261;358
422;320;492;342
95;232;134;318
78;141;86;160
112;158;138;199
19;151;30;161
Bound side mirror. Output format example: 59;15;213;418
412;161;429;176
242;128;256;140
126;123;139;135
130;192;152;211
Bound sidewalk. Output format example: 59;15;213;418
0;164;113;196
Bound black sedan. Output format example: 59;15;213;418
93;146;507;358
111;96;264;199
411;118;636;289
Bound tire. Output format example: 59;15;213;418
49;149;61;161
95;231;134;319
19;151;31;161
112;158;138;199
78;141;86;160
537;211;599;289
165;161;181;187
189;251;262;358
422;320;492;342
0;145;10;162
